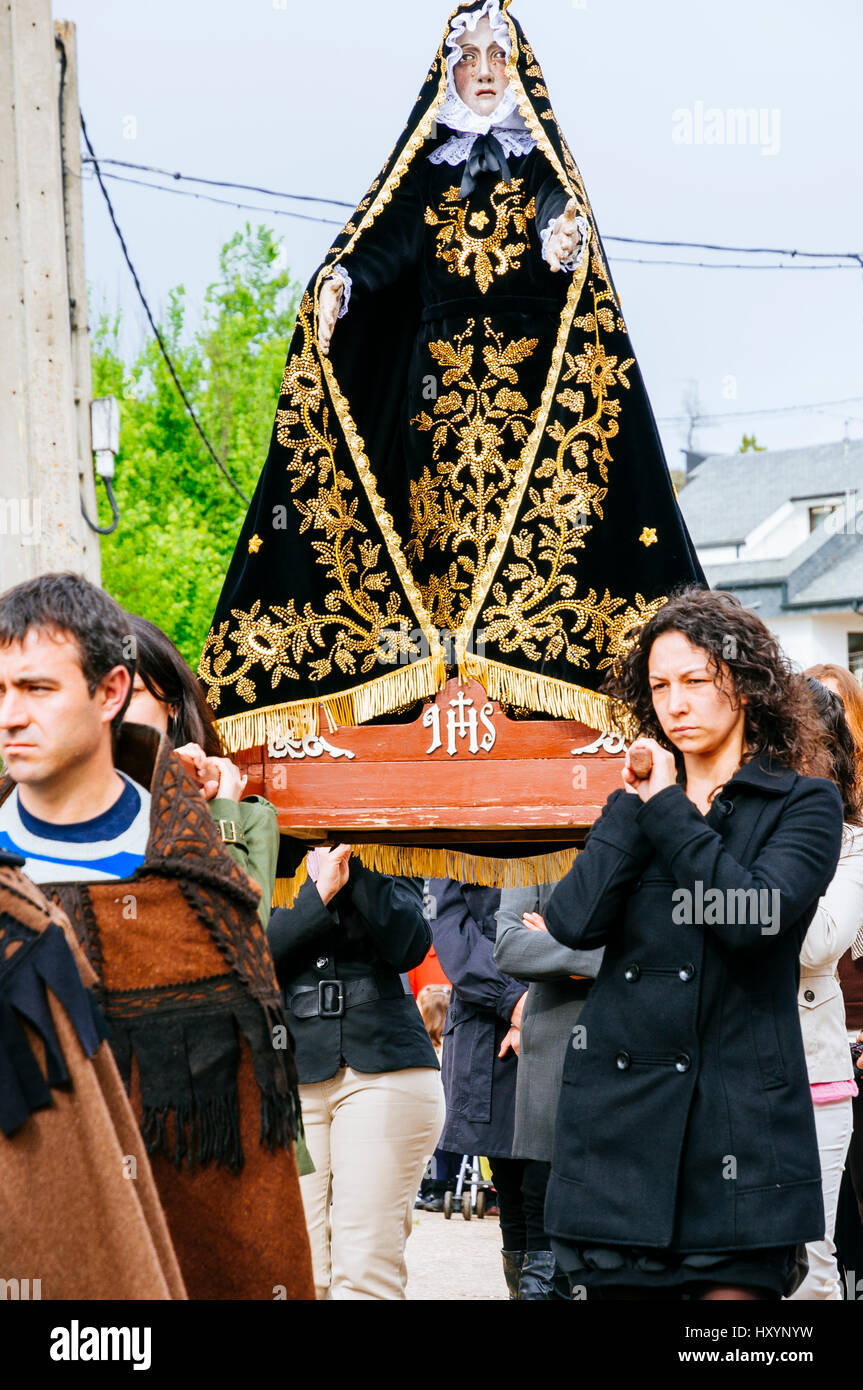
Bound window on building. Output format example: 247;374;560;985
849;634;863;681
810;503;839;532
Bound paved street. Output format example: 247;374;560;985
405;1208;507;1300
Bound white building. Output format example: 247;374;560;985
676;438;863;677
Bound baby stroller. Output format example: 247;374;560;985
443;1154;494;1220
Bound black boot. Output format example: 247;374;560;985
501;1249;526;1300
422;1180;447;1213
518;1250;571;1300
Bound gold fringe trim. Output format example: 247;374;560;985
459;650;628;736
272;842;579;907
214;654;445;753
353;843;580;890
273;860;308;910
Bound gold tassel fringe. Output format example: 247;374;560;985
272;842;579;908
352;843;578;889
215;655;446;754
273;860;308;909
216;649;634;754
459;651;629;736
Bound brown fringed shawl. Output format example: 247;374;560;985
0;724;314;1300
0;850;187;1300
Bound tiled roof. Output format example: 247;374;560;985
677;438;863;547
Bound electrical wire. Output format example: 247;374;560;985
81;154;863;266
93;168;344;226
610;256;855;271
89;171;861;268
657;396;863;425
81;155;355;209
80;144;863;436
607;233;862;265
80;116;250;505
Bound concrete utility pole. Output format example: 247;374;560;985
0;2;101;591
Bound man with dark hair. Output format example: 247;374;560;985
0;571;314;1300
0;571;146;881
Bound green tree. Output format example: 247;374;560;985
91;224;301;670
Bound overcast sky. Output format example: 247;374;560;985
56;0;863;472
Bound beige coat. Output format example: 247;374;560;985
799;822;863;1083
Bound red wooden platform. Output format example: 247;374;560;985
235;678;626;848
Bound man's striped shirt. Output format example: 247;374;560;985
0;773;151;884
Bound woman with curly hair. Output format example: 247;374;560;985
542;584;844;1299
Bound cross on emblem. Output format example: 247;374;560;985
423;690;497;756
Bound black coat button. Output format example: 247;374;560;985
315;957;329;970
804;989;815;1002
624;963;641;982
616;1051;631;1070
679;963;696;982
675;1053;691;1072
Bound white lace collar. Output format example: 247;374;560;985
434;0;529;138
428;128;536;167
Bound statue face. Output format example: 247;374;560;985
453;14;509;117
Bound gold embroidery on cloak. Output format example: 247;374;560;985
198;295;420;713
425;181;537;295
479;291;666;669
409;318;539;630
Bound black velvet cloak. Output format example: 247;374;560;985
199;1;705;750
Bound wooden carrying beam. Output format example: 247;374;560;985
235;678;627;848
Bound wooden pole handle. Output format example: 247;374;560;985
628;749;653;780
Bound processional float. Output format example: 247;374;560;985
197;0;704;902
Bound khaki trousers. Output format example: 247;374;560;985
299;1065;445;1300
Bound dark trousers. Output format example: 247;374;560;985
489;1157;552;1252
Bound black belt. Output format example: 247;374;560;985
288;976;406;1020
420;295;563;324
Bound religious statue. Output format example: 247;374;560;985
199;0;704;752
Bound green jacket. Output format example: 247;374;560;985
209;795;279;932
208;795;314;1176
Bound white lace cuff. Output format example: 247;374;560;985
540;213;589;273
326;264;352;317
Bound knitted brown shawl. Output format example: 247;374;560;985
0;852;187;1299
0;723;314;1300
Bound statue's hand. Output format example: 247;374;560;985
546;197;583;272
317;277;344;355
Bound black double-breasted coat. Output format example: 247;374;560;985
543;753;844;1252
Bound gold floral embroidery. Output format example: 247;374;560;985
479;290;665;669
409;318;539;629
198;295;418;712
424;181;536;294
248;534;262;554
639;527;658;546
469;210;490;230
